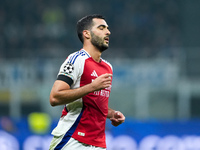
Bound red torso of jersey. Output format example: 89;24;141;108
58;50;113;148
72;57;112;147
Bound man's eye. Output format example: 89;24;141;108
99;27;104;30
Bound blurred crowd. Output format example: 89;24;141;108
0;0;182;59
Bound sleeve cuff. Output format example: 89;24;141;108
57;75;73;86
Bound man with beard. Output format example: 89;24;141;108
49;14;125;150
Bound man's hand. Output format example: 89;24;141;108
110;111;125;127
90;73;112;91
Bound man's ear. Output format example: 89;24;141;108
83;30;90;40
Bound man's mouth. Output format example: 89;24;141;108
104;37;109;43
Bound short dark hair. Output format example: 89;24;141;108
77;14;105;43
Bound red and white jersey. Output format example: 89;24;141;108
51;49;113;148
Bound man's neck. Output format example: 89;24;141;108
83;45;102;63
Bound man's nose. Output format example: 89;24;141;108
106;29;111;35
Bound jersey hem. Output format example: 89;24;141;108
72;136;107;148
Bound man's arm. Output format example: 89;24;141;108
107;107;125;127
49;73;112;106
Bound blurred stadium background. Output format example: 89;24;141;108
1;0;200;149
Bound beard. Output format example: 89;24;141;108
90;31;109;52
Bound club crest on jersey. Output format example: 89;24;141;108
63;63;74;74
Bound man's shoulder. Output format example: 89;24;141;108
101;58;113;70
67;49;90;64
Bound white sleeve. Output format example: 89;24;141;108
57;53;84;85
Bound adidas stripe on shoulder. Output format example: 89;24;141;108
67;49;90;64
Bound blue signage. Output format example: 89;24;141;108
1;118;200;150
